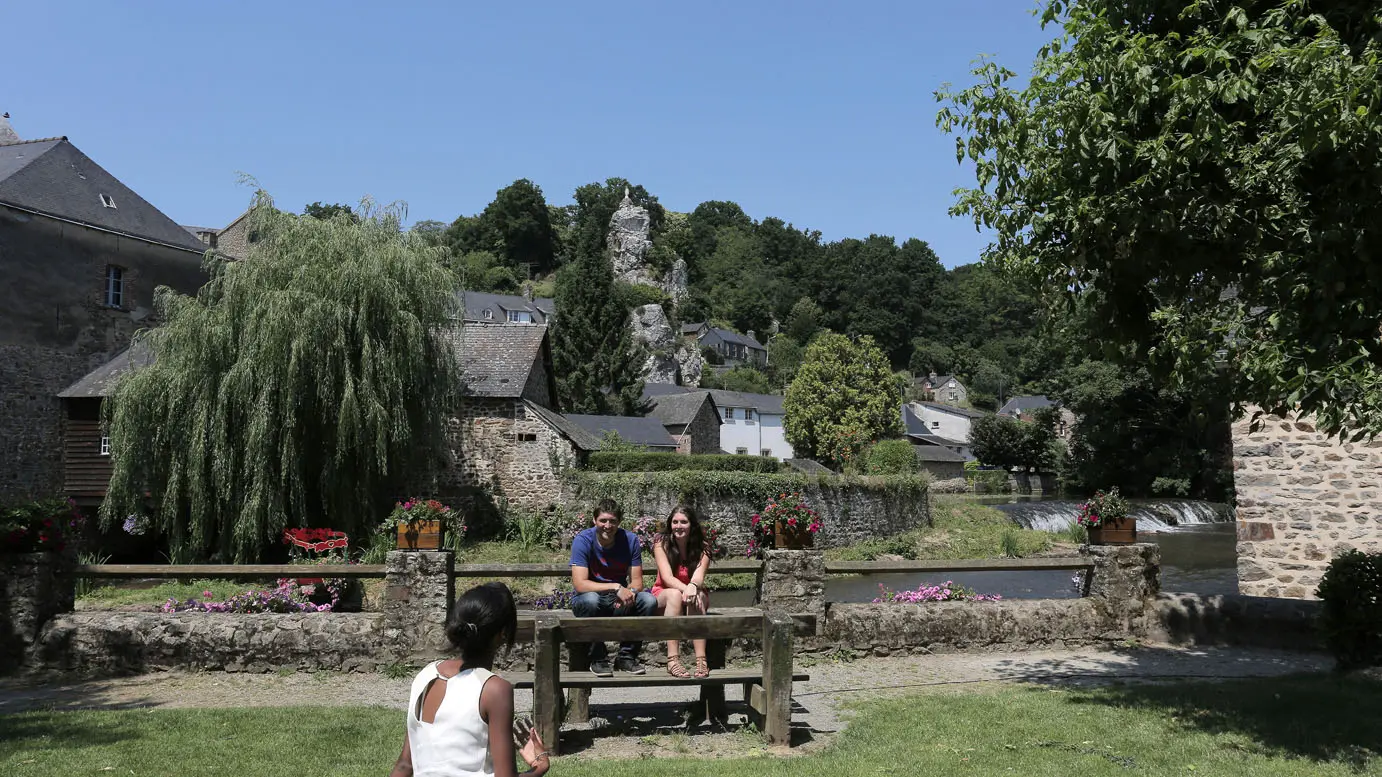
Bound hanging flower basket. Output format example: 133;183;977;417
1077;489;1136;545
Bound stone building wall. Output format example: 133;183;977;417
1233;410;1382;599
215;212;251;259
441;397;577;512
0;210;207;499
684;400;722;455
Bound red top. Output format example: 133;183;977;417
652;563;691;595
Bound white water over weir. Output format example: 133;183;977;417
994;499;1234;532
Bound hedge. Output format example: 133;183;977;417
585;451;783;474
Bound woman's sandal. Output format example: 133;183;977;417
666;656;692;678
694;657;710;678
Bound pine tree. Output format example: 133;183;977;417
101;193;459;561
552;240;644;416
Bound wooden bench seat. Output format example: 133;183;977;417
508;669;809;689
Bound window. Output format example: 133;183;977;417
104;265;124;308
948;390;958;401
724;407;734;420
735;447;748;455
514;432;537;442
760;449;772;457
931;421;940;429
99;193;117;209
745;409;756;421
100;436;111;456
483;309;494;320
507;310;533;323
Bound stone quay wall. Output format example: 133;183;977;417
563;472;931;553
1233;410;1382;599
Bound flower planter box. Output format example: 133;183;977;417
397;520;445;551
774;520;815;550
1087;516;1137;545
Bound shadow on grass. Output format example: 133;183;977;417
561;698;817;753
0;709;144;751
0;674;166;715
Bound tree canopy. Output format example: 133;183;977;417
783;333;902;466
103;194;459;561
939;0;1382;436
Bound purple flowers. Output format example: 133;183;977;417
122;514;149;536
161;579;338;614
873;581;1003;604
532;588;575;610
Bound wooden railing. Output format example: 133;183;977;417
76;564;387;579
824;557;1093;574
450;559;764;578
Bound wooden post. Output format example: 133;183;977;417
761;612;794;746
565;643;590;724
698;638;729;722
532;614;562;755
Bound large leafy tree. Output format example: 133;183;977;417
783;333;902;465
103;194;459;561
939;0;1382;436
302;201;358;222
483;179;557;276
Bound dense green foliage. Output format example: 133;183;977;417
584;451;782;473
702;366;773;394
1317;549;1382;671
301;202;358;222
783;333;903;466
860;439;921;475
940;0;1382;437
103;194;459;561
444;179;557;280
969;408;1062;471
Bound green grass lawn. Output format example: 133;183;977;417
3;675;1377;776
828;496;1059;562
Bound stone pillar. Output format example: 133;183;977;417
1;551;74;672
383;551;454;661
758;549;825;635
1081;543;1160;633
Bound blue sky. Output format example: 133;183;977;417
4;1;1053;268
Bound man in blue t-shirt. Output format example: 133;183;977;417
569;498;657;676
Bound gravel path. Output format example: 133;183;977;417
0;645;1330;759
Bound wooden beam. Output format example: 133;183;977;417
451;560;761;578
76;564;386;579
512;608;816;642
761;612;794;746
560;613;762;641
825;557;1094;575
747;683;767;715
508;669;808;689
531;614;562;756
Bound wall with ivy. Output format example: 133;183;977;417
563;471;931;553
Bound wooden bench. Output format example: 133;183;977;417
520;610;805;752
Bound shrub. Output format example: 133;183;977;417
585;452;782;473
969;468;1010;494
1;497;83;553
1075;488;1130;528
1317;550;1382;671
862;439;920;475
617;282;671;311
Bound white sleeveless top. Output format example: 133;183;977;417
406;662;496;777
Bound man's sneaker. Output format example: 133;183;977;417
589;659;614;677
614;656;646;675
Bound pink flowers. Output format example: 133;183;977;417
873;582;1003;604
161;579;340;614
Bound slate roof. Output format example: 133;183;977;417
919;373;962;388
907;433;969;448
645;391;719;428
524;401;603;451
642;384;785;415
458;290;555;324
702;326;765;351
913;401;988;420
562;414;679;450
455;324;550;398
913;445;967;463
58;341;154;398
681;322;705;336
998;395;1057;416
0;137;208;251
902;405;928;436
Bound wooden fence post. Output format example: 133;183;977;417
761;611;794;746
532;614;562;755
565;644;590;724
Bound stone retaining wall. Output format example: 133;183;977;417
1151;592;1323;652
1232;410;1382;598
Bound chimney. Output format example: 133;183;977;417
928;371;937;381
747;330;756;344
522;281;534;302
0;112;19;144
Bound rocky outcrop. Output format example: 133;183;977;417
630;304;702;386
609;192;657;288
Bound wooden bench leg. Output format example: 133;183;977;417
533;615;563;755
565;643;590;724
698;638;728;723
762;612;793;746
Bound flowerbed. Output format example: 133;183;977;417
873;581;1003;603
161;579;335;613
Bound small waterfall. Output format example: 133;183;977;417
995;499;1233;532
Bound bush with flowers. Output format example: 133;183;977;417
2;497;84;554
161;579;336;613
748;492;823;556
1075;488;1130;529
873;581;1003;603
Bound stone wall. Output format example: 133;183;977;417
564;472;931;553
1233;410;1382;598
1;552;73;666
684;400;722;455
0;209;207;499
1151;592;1323;652
441;397;578;512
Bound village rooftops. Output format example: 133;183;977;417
458;290;554;325
907;433;969;448
645;391;720;428
58;342;154;398
998;395;1058;416
0;136;208;252
912;401;988;420
912;445;967;463
455;323;554;399
642;384;784;415
562;413;679;451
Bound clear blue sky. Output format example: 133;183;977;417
3;1;1052;268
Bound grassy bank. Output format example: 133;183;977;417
827;496;1061;562
3;674;1377;776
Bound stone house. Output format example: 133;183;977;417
683;323;767;368
0;120;210;501
903;405;973;461
643;384;795;459
913;445;967;480
917;373;968;406
644;391;722;454
998;394;1076;440
1233;410;1382;600
54;345;152;506
460;289;554;325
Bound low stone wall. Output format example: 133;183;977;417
1;552;73;667
1151;592;1323;652
822;599;1117;654
564;471;930;552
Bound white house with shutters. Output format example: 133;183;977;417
643;385;795;460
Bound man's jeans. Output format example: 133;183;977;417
570;590;658;662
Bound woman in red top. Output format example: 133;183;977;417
651;504;713;678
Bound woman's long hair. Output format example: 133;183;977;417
660;504;706;573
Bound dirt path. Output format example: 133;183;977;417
0;645;1330;760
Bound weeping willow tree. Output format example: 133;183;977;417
102;193;460;561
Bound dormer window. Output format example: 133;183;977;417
104;265;124;308
507;310;533;323
100;436;111;456
99;193;117;209
483;309;494;320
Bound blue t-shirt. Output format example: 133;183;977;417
569;527;641;585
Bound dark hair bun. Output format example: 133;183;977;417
445;582;518;660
